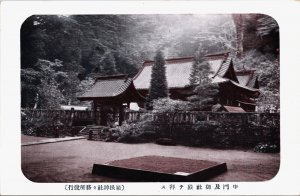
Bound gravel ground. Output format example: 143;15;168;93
21;135;280;182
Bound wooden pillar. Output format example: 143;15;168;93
93;100;98;125
100;105;107;126
112;106;116;121
119;104;124;126
70;108;75;127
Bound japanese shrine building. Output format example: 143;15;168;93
133;52;260;112
78;52;260;126
77;75;145;125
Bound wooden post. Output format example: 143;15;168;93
70;108;75;127
113;106;117;125
93;101;98;125
100;105;106;126
119;104;124;126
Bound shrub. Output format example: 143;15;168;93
21;109;74;138
254;142;280;153
117;134;145;143
113;113;158;143
155;138;176;146
190;120;219;146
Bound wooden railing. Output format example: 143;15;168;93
22;109;280;126
22;109;95;120
21;109;98;126
125;111;280;125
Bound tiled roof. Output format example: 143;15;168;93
133;53;259;93
78;75;132;99
133;54;227;90
236;74;252;86
218;56;232;77
208;59;224;74
212;56;232;78
247;73;259;88
223;105;246;113
236;70;258;88
229;80;259;92
134;58;194;89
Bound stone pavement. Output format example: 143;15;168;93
21;136;85;146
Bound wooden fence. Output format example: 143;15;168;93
21;109;97;126
22;109;280;126
22;109;94;119
125;111;279;125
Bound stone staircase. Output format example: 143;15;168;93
79;125;111;141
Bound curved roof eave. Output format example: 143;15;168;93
229;80;260;92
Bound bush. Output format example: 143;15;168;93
137;131;157;140
189;120;219;146
21;109;75;138
117;134;145;143
112;113;158;143
113;106;280;150
155;138;176;146
254;142;280;153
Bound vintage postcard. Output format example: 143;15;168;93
1;0;300;195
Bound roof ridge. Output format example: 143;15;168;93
205;51;230;57
95;74;128;81
143;56;194;64
143;52;231;63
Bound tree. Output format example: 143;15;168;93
189;48;210;85
234;50;279;112
189;57;200;86
21;68;42;108
21;59;68;109
36;59;66;109
56;70;81;105
20;15;244;108
148;50;168;106
188;49;219;111
100;52;118;75
189;83;219;111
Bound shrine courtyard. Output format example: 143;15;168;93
21;134;280;182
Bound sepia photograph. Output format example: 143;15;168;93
20;14;280;183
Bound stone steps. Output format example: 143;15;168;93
78;125;111;141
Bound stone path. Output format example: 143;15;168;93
21;135;85;146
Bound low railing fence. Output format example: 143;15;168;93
21;109;98;126
21;109;280;126
125;111;279;125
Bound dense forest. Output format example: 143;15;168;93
21;14;279;111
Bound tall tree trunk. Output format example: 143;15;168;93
232;14;245;58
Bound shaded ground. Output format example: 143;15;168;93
22;134;85;146
21;134;49;143
21;135;280;182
